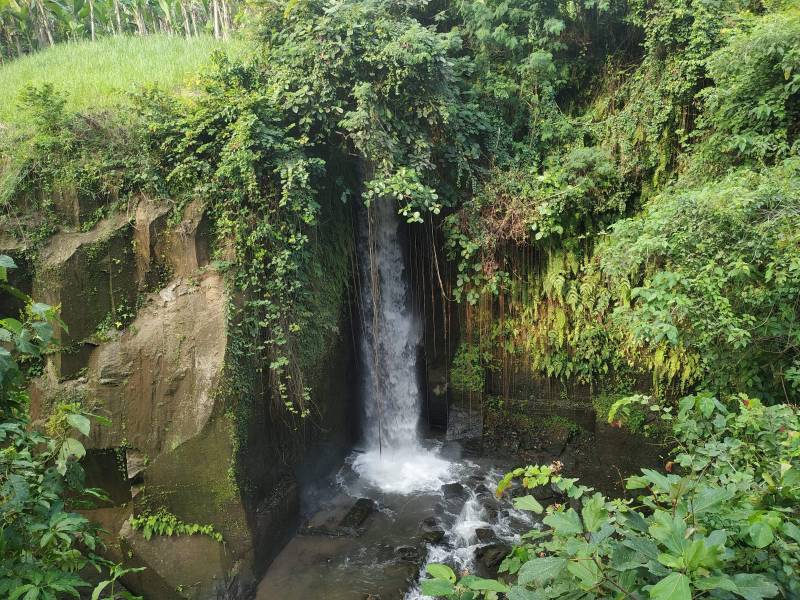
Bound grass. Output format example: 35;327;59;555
0;35;246;124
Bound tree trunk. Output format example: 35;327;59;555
36;0;54;47
135;6;147;35
220;0;230;39
179;1;191;37
190;2;198;36
212;0;220;39
114;0;123;35
89;0;96;41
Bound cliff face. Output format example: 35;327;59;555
3;192;356;599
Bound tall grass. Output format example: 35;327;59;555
0;35;246;124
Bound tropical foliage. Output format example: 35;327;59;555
0;256;139;599
422;393;800;600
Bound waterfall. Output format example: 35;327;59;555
351;198;452;494
357;197;422;450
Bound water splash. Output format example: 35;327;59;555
351;448;454;494
355;197;451;492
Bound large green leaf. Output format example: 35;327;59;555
543;509;583;536
748;522;774;548
426;563;456;583
648;572;691;600
420;579;455;596
732;574;779;600
513;495;544;513
517;557;567;586
581;493;608;533
460;576;509;592
694;575;738;593
506;586;545;600
66;413;91;437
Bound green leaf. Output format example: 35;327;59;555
426;563;456;583
692;487;733;515
517;557;567;586
507;587;545;600
0;255;17;269
694;576;738;593
543;509;583;536
567;557;602;589
782;521;800;543
581;493;607;533
460;576;508;592
66;414;91;437
513;495;544;514
748;522;774;548
648;572;691;600
732;574;779;600
420;579;455;596
58;437;86;467
91;580;111;600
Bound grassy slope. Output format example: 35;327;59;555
0;35;245;123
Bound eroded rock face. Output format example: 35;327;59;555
25;200;253;599
34;212;138;379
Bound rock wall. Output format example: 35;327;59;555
6;195;356;599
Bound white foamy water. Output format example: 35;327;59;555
355;196;453;493
351;448;455;494
405;470;539;600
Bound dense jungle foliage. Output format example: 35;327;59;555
0;0;799;598
3;0;798;416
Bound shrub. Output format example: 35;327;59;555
422;393;800;599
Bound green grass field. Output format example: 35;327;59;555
0;35;246;124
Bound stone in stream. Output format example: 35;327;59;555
475;527;495;543
468;473;486;485
474;483;490;495
474;542;512;579
441;482;467;499
419;517;445;544
339;498;377;529
396;545;421;563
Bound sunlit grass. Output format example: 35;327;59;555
0;35;247;124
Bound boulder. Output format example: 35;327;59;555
475;527;495;543
340;498;376;529
474;542;511;579
119;519;231;600
419;516;445;544
441;482;466;499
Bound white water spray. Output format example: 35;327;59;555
352;198;452;493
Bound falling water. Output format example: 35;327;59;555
352;198;452;493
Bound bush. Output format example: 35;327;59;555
0;256;139;599
422;393;800;599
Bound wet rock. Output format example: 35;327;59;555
441;482;466;499
544;427;573;456
420;517;445;544
475;527;495;543
532;485;555;502
339;498;376;529
474;542;511;579
396;545;420;563
474;483;490;496
468;473;486;485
